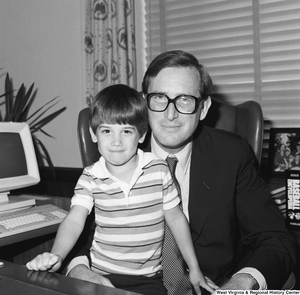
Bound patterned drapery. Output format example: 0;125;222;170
85;0;136;105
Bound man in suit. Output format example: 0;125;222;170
67;50;296;292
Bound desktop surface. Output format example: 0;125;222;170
0;260;141;295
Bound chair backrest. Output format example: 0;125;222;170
202;99;264;166
77;98;264;167
77;107;100;167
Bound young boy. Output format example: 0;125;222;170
26;84;216;295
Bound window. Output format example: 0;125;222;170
145;0;300;163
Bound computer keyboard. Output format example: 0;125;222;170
0;204;68;239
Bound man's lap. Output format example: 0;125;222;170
104;271;167;295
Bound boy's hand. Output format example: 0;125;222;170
189;268;218;294
26;252;63;273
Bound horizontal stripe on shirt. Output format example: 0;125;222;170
71;150;180;276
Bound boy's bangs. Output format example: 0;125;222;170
100;106;136;125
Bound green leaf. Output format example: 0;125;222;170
26;96;59;122
30;107;66;135
12;84;27;119
4;73;13;121
14;83;36;122
39;128;56;138
1;72;66;174
33;137;56;177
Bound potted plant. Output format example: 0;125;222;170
0;72;66;166
1;71;66;196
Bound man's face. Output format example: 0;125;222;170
147;67;211;154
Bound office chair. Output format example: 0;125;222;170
77;107;100;167
77;98;263;167
202;98;263;167
77;98;295;289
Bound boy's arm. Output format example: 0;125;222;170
26;205;88;272
164;205;199;271
164;205;217;293
51;205;89;259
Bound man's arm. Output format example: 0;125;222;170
231;138;296;289
190;132;296;290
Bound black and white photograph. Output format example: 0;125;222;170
268;128;300;177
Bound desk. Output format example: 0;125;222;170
0;195;70;247
0;260;140;295
0;195;71;265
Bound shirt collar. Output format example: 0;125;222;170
150;133;192;174
90;149;155;179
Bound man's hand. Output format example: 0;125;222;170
67;264;114;288
212;273;259;293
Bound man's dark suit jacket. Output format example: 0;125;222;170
72;124;296;289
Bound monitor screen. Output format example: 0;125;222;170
0;122;40;202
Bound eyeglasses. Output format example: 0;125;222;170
146;93;203;114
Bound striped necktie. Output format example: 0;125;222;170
162;156;194;295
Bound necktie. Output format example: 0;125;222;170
162;156;194;295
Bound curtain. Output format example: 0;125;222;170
85;0;136;105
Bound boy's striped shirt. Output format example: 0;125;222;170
71;149;179;276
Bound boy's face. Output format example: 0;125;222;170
90;124;145;168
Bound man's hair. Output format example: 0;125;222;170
142;50;213;100
90;84;148;137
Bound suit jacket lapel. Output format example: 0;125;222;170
189;126;219;241
143;127;219;241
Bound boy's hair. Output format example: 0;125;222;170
89;84;148;137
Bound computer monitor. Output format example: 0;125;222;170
0;122;40;202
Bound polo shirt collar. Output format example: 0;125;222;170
90;149;155;179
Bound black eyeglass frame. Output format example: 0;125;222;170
146;93;203;115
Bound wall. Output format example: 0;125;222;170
0;0;147;169
0;0;85;168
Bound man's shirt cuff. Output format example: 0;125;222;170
65;255;90;276
233;267;267;290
